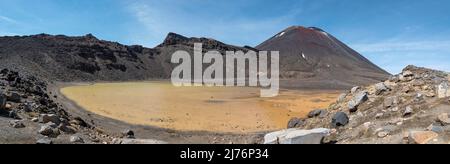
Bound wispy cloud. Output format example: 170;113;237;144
0;15;19;24
126;1;300;47
352;40;450;53
351;40;450;74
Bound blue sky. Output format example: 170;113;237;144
1;0;450;74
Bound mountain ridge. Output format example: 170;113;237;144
1;26;389;89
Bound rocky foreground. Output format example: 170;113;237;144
0;69;165;144
267;65;450;144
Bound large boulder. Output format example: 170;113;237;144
348;91;368;112
437;82;450;98
264;128;330;144
331;112;349;127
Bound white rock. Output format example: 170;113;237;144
437;82;450;98
264;128;330;144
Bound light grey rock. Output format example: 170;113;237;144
70;135;84;143
437;82;450;98
348;91;368;112
337;93;347;103
351;86;360;94
374;82;388;95
437;113;450;126
9;120;25;128
384;96;398;108
403;106;414;117
36;137;53;144
264;128;330;144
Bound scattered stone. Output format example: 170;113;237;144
70;135;84;143
122;129;135;138
287;118;304;128
4;103;12;110
437;113;450;125
23;102;33;112
337;93;347;103
403;106;414;117
36;137;53;144
40;114;60;124
7;92;22;103
9;120;25;128
390;107;399;112
377;131;389;138
264;128;330;144
408;131;438;144
38;122;60;137
0;94;6;109
414;93;424;102
437;82;450;98
31;117;39;122
427;124;444;133
374;82;388;95
363;122;372;129
331;112;349;127
412;79;425;86
348;91;368;112
351;86;360;94
384;96;398;108
375;113;384;119
402;70;414;77
58;124;77;134
307;109;327;118
69;117;88;127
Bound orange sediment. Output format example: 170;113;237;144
61;82;340;133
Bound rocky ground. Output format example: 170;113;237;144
0;68;172;144
0;68;264;144
268;65;450;144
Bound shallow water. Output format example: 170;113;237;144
61;82;340;133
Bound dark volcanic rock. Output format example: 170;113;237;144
308;109;327;118
256;26;390;89
0;94;6;110
331;112;349;127
287;118;304;128
0;33;252;82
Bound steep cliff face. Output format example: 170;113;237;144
0;33;253;82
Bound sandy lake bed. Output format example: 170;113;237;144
60;82;341;133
